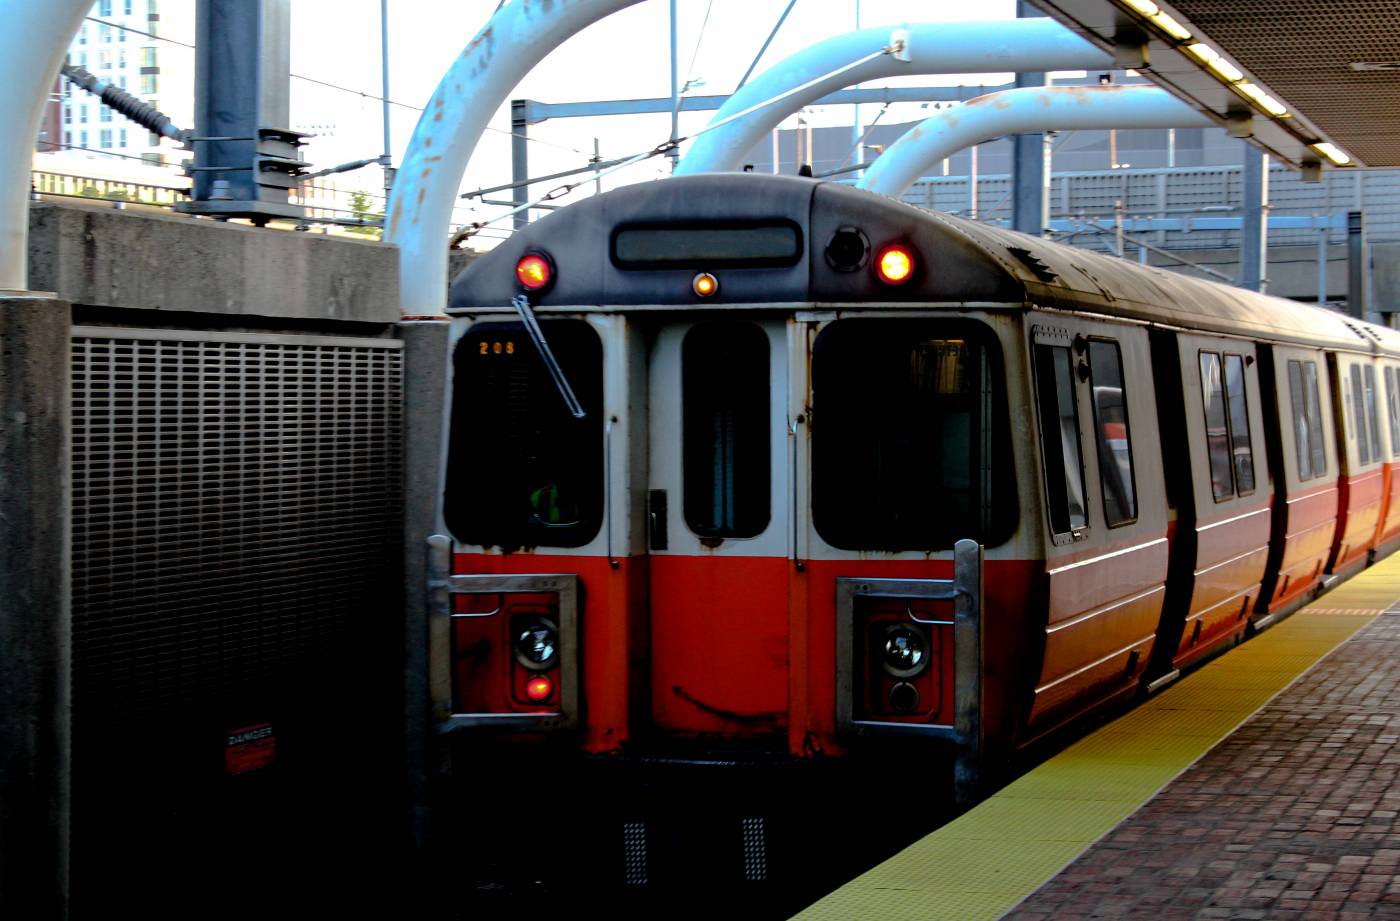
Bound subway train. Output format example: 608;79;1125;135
429;172;1400;893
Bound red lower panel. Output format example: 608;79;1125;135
798;558;1041;758
1331;470;1383;573
454;552;645;753
1377;464;1400;550
1263;484;1337;613
648;555;789;736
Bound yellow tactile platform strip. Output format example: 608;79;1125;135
793;555;1400;921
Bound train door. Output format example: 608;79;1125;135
1022;319;1168;736
1375;359;1400;555
1257;345;1339;615
1327;351;1385;576
1158;333;1271;670
644;317;791;740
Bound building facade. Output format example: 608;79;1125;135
48;0;194;169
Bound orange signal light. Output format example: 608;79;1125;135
876;245;915;285
525;675;554;703
692;272;719;298
515;252;553;291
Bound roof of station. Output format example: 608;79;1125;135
1030;0;1400;170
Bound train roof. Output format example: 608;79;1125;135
450;173;1390;355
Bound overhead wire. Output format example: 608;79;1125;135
673;0;717;117
463;40;906;239
82;15;586;155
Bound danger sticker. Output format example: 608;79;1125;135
225;722;275;775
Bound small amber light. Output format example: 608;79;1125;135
516;253;553;291
525;675;554;703
876;245;915;285
692;272;719;297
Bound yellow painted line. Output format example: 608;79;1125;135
793;554;1400;921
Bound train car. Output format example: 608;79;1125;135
427;173;1399;896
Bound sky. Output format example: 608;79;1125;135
280;0;1020;239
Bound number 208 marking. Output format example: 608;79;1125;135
479;340;516;355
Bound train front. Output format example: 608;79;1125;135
431;173;1033;898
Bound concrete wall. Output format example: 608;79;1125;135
27;202;400;323
1372;243;1400;316
0;294;71;920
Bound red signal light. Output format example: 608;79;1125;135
525;675;554;703
515;252;553;291
876;245;916;285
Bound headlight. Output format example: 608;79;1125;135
513;617;559;671
881;624;928;678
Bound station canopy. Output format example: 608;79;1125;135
1032;0;1400;171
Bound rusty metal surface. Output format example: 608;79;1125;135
385;0;644;318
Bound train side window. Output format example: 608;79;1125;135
683;322;770;539
443;320;605;550
1034;342;1088;537
1304;361;1327;476
1365;365;1382;462
1289;360;1316;480
1087;339;1137;526
1223;354;1255;494
1350;364;1371;465
1199;351;1234;501
811;320;1016;550
1387;366;1400;459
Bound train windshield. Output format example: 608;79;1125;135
811;320;1016;550
443;320;604;550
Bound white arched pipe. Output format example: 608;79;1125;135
675;19;1111;177
859;84;1212;198
0;0;92;289
386;0;644;318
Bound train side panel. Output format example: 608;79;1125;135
1020;315;1168;741
1371;359;1400;554
1160;333;1272;670
1328;352;1386;576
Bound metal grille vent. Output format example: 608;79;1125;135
741;816;768;882
622;821;649;886
70;328;403;723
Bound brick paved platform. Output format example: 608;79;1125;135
796;555;1400;921
1007;609;1400;921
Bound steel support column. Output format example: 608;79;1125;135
1240;145;1268;292
1012;0;1046;236
177;0;307;223
511;100;530;232
1349;210;1369;320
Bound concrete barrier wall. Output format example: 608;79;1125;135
0;294;72;920
27;202;400;323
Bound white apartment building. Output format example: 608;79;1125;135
55;0;194;170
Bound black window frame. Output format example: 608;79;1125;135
442;319;606;551
681;320;772;540
1387;365;1400;460
1086;337;1138;528
1033;333;1089;543
1198;349;1256;502
1288;359;1316;481
610;220;804;270
810;318;1017;552
1365;363;1382;463
1223;353;1256;496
